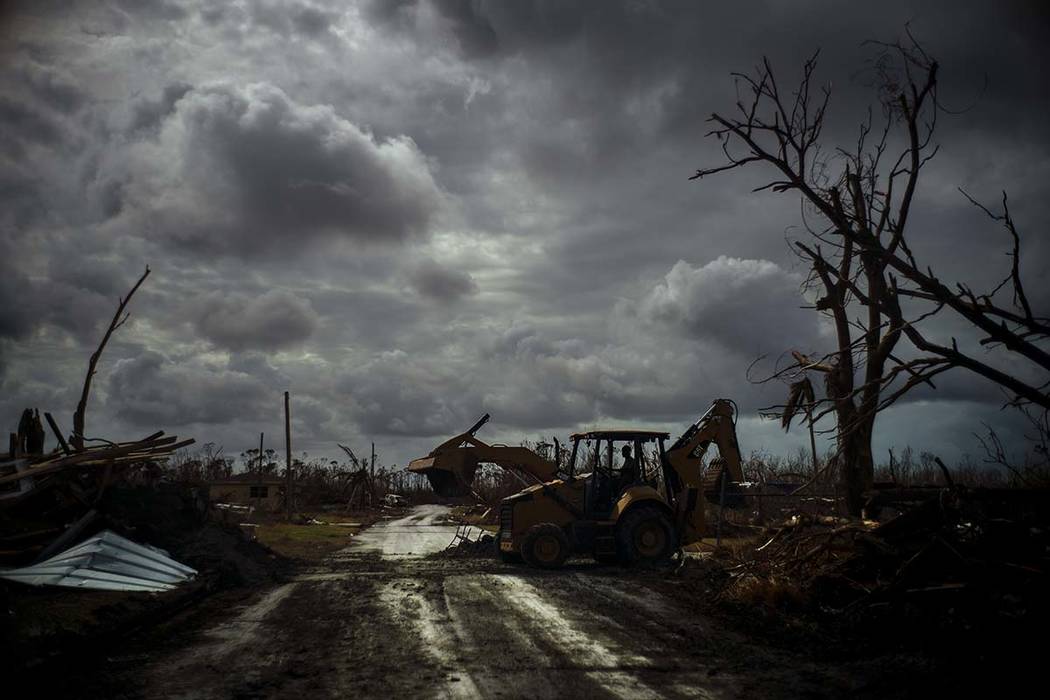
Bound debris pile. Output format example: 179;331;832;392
0;529;197;592
1;414;194;568
720;485;1050;627
442;524;495;557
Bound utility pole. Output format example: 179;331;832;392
371;441;375;480
284;391;292;522
256;432;264;516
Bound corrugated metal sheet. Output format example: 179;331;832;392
0;530;197;592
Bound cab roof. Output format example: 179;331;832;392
571;429;670;441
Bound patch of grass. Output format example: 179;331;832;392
256;520;361;561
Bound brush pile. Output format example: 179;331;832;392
720;485;1050;627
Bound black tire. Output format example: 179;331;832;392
616;506;676;567
521;523;571;569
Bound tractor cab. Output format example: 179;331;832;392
566;430;670;518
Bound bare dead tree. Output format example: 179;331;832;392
71;266;151;451
974;405;1050;487
691;35;1047;512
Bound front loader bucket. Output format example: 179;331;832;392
408;453;480;497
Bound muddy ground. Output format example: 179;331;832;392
9;505;1030;699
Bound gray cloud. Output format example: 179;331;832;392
0;264;36;340
408;260;479;302
0;0;1046;468
194;289;319;351
107;351;270;427
636;256;823;355
0;96;64;151
131;82;445;254
128;81;192;135
19;60;86;114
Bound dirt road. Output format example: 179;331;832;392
110;505;873;699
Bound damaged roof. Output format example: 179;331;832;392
0;530;197;592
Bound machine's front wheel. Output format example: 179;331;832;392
521;523;571;569
616;506;675;567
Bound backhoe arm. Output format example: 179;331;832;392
666;399;744;484
663;399;743;543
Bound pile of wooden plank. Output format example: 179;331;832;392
0;413;193;567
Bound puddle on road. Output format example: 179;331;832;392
348;505;482;559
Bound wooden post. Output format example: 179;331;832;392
44;412;71;455
257;432;264;517
370;441;377;507
284;391;292;521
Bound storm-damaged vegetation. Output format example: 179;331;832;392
692;34;1049;516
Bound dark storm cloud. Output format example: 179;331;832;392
249;1;338;38
194;289;319;351
337;349;475;436
0;0;1046;466
407;261;479;302
431;0;499;57
0;266;36;340
0;97;65;151
111;0;188;22
0;167;47;230
127;81;192;134
107;351;270;427
635;256;824;355
18;61;87;114
137;82;444;253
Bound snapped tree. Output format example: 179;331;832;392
72;266;151;451
691;36;1048;513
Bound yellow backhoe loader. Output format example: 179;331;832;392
409;399;745;568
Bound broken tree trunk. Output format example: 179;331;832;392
72;266;150;451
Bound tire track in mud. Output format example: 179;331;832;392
126;506;853;699
134;583;300;699
411;572;727;699
376;577;482;699
460;570;761;699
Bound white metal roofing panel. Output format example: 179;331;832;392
0;529;197;592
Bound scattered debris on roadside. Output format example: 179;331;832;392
1;421;194;569
0;529;197;592
703;483;1050;653
441;524;495;558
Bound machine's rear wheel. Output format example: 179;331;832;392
616;506;675;567
521;523;571;569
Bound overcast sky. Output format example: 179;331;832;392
1;1;1047;470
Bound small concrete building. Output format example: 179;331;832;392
207;475;286;512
